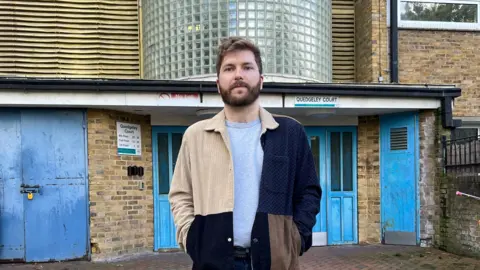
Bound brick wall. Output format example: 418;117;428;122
398;30;480;117
417;109;480;258
438;119;480;258
354;0;372;83
440;167;480;258
371;0;389;83
357;116;381;243
354;0;389;83
87;109;153;261
355;6;480;118
418;110;442;247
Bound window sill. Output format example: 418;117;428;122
397;21;480;32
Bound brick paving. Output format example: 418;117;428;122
1;245;479;270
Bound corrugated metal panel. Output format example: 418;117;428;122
0;0;140;79
332;0;355;82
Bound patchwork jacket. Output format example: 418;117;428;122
168;107;322;270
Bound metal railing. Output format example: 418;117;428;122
442;135;480;197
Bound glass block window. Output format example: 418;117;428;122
143;0;331;82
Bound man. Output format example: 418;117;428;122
168;36;321;270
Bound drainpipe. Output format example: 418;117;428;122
390;0;399;83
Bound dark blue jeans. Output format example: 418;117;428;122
234;257;252;270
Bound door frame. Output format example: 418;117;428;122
304;127;327;246
82;110;91;260
379;111;420;245
305;126;358;246
152;126;187;251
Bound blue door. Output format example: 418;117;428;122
380;112;418;245
152;126;187;250
305;127;358;245
326;128;358;245
0;109;88;262
304;127;327;246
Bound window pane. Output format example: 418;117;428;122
342;132;353;191
400;2;478;23
331;132;341;191
172;133;183;174
157;133;169;194
310;136;320;179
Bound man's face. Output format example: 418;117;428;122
216;50;263;107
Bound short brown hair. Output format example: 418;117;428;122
216;36;263;76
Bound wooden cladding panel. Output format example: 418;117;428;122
0;0;140;79
332;0;355;82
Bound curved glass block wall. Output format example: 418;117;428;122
142;0;331;82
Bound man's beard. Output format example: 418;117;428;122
219;80;261;107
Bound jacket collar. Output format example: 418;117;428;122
204;106;279;133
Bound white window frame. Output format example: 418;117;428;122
387;0;480;31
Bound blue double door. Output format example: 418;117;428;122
0;109;88;262
306;127;358;246
152;125;358;249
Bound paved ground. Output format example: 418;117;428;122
1;245;479;270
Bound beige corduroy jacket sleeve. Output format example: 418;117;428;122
168;134;194;252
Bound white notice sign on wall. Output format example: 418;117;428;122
117;122;142;156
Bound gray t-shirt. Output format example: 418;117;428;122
226;118;263;248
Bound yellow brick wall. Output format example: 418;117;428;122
87;109;153;261
355;2;478;116
357;116;381;243
372;0;389;84
354;0;389;83
354;0;372;83
398;30;480;117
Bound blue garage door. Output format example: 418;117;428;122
380;112;419;245
0;109;88;262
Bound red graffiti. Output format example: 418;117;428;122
171;93;199;99
158;93;199;99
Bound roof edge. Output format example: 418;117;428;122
0;77;461;98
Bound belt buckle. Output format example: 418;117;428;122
234;246;249;259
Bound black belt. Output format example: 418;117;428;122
233;246;250;259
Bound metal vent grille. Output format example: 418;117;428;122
332;0;354;82
0;0;140;79
390;127;408;151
